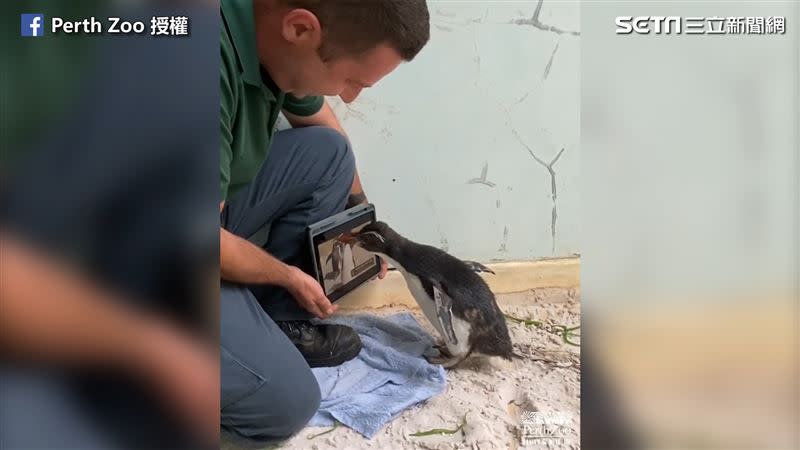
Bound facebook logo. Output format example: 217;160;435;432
21;14;45;37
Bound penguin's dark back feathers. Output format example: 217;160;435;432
391;238;514;359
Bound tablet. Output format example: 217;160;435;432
306;203;380;302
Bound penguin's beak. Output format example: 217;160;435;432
338;232;358;245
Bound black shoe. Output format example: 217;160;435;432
277;320;362;368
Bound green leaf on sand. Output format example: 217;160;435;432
505;314;580;347
307;420;339;440
409;415;467;437
504;313;542;327
553;325;581;346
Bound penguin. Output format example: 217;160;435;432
340;242;356;284
324;239;346;281
345;221;514;368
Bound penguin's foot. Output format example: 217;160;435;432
426;345;474;368
425;353;451;365
424;343;451;361
426;352;471;368
433;342;452;355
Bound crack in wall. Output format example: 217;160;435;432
542;42;560;80
422;176;449;252
507;119;565;254
511;0;580;36
501;105;566;255
513;92;531;106
435;8;456;18
350;97;400;115
466;161;496;187
435;10;489;27
331;97;401;130
498;226;509;253
331;101;369;126
472;28;481;83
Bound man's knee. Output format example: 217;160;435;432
222;362;321;442
266;370;322;440
220;285;321;441
305;126;355;183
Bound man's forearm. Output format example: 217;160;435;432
0;235;179;372
1;234;219;441
219;228;292;286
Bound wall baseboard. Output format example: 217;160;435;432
336;257;580;310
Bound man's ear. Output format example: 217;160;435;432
281;9;322;49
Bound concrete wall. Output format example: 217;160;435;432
286;1;581;262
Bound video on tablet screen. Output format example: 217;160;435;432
317;222;377;295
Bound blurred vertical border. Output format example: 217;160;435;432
2;0;220;448
581;1;799;449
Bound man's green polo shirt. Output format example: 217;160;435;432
220;0;324;202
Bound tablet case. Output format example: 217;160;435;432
306;203;380;301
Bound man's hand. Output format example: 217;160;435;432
285;266;337;319
282;103;389;281
220;229;337;319
1;235;219;445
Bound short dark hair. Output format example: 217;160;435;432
277;0;430;61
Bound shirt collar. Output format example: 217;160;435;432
222;0;277;100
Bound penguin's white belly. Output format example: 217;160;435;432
341;245;355;283
448;316;472;356
380;255;471;357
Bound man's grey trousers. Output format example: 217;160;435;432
220;126;355;444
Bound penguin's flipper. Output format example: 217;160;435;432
429;283;459;346
463;260;495;275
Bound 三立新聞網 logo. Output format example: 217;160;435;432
615;16;786;35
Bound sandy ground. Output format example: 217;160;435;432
225;288;580;450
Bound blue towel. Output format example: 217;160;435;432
307;313;447;438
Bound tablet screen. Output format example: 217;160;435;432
311;211;380;301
